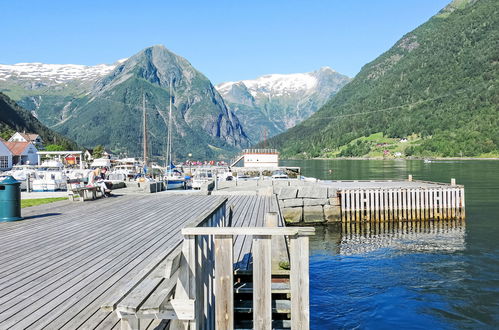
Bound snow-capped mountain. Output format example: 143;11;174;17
216;67;351;143
0;47;248;160
0;61;129;90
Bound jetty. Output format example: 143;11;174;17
216;176;465;223
0;192;312;329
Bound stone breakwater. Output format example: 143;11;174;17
275;186;341;223
215;177;465;224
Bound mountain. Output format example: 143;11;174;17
265;0;499;158
0;46;249;161
0;92;76;149
216;67;350;143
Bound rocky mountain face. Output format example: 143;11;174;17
216;67;351;143
0;92;76;149
265;0;499;158
0;46;249;161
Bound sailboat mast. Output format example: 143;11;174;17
142;93;148;167
166;78;173;167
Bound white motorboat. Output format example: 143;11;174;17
4;165;37;190
32;160;68;191
271;170;289;179
192;168;214;190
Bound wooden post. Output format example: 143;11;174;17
341;191;346;222
253;235;272;330
366;190;371;221
424;189;429;220
438;189;443;220
397;189;402;220
345;190;351;223
408;174;413;182
290;235;310;330
374;189;379;222
460;187;466;219
388;189;393;220
370;190;375;221
451;178;456;186
215;235;234;330
355;190;360;222
415;189;420;220
120;314;139;330
359;190;365;221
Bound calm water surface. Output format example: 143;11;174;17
282;160;499;329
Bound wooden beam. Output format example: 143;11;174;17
290;235;310;330
182;227;315;236
253;235;272;330
215;235;234;330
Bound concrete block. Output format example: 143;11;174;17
297;186;328;199
329;196;341;206
328;188;339;198
277;187;298;199
282;207;302;223
303;205;324;223
324;205;341;222
303;198;328;206
283;198;303;208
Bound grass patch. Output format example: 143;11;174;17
21;197;67;208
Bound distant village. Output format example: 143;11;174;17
0;131;110;171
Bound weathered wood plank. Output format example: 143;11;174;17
215;235;234;330
290;235;310;330
253;235;272;330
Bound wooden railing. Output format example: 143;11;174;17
174;226;315;330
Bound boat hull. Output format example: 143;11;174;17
165;180;185;190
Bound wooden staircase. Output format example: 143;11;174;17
234;272;291;329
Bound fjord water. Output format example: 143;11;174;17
281;160;499;329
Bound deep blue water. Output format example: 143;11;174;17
282;160;499;329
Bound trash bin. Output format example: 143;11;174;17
0;176;23;222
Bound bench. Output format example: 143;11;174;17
102;197;229;330
67;179;101;202
101;243;195;330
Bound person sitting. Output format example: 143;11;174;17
88;168;111;197
100;167;113;196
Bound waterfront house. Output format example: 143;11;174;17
4;141;39;165
0;138;13;170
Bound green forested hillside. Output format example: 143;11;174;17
265;0;499;158
0;92;76;149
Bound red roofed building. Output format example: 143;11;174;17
8;132;44;148
4;141;38;165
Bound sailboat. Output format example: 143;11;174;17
163;79;187;190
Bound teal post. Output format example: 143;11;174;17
0;176;23;222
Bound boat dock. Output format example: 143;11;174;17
0;192;311;329
216;176;465;223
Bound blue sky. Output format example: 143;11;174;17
1;0;450;84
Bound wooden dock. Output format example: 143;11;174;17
337;180;465;222
217;176;466;223
0;193;309;329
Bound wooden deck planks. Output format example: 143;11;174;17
0;194;225;329
0;193;279;329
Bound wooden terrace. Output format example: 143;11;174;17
0;193;310;329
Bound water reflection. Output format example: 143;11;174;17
311;220;466;256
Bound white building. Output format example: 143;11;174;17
242;149;279;168
0;139;13;170
9;132;44;148
4;141;38;165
